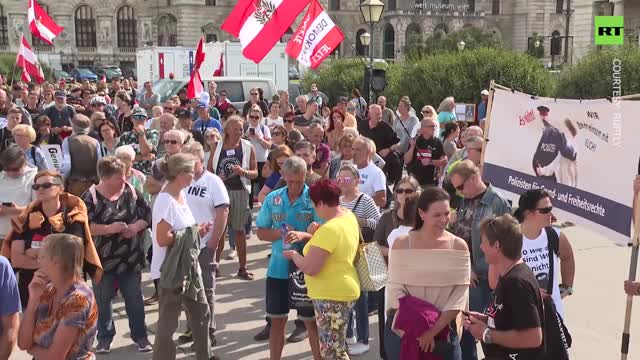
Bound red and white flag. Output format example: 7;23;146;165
28;0;63;45
221;0;311;63
194;36;206;71
213;53;224;77
100;73;106;82
286;0;344;69
16;36;44;83
187;70;204;99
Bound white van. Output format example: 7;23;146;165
144;77;277;110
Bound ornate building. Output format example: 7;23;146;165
0;0;636;71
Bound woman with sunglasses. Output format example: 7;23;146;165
260;126;288;180
242;88;269;118
508;189;575;318
326;108;346;152
282;111;296;134
337;164;381;355
1;170;103;307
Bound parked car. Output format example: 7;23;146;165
288;66;299;80
70;68;98;81
94;65;122;81
54;70;73;83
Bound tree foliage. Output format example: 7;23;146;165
406;27;503;60
555;45;640;99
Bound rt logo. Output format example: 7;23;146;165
595;16;624;45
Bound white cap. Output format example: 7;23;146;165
481;89;489;96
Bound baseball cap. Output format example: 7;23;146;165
176;108;191;118
90;96;107;106
196;101;209;109
131;107;148;120
481;89;489;96
54;90;66;98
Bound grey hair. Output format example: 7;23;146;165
182;141;205;161
465;135;484;149
115;145;136;162
281;156;308;176
437;96;455;113
163;129;187;144
342;127;359;138
354;136;376;155
296;95;308;103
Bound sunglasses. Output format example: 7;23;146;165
206;134;218;139
249;115;261;120
455;177;469;191
422;110;432;114
220;93;227;96
32;182;59;191
284;119;294;123
250;92;258;96
536;206;553;214
395;188;415;194
164;140;178;145
336;176;353;184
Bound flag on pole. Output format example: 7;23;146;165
16;35;45;83
213;53;224;77
286;0;344;69
187;69;203;99
194;35;206;71
221;0;311;63
28;0;63;45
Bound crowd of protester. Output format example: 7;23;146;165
0;76;589;360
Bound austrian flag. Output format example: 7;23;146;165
28;0;63;45
221;0;311;63
286;0;344;69
16;36;44;84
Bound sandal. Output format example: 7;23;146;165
237;269;254;281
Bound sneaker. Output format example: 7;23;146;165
254;324;270;341
136;338;153;352
143;293;159;306
348;342;370;356
226;250;237;260
178;329;193;343
95;339;111;354
287;325;308;343
346;336;357;345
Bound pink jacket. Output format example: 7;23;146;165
394;294;449;360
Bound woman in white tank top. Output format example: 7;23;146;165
513;189;576;318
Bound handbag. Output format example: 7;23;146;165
352;194;375;242
289;249;314;309
354;227;388;291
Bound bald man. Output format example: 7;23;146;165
404;117;447;187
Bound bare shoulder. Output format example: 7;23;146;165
452;235;469;252
392;234;410;250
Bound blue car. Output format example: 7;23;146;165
70;68;98;81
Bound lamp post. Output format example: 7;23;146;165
360;0;384;105
360;32;371;57
457;40;466;51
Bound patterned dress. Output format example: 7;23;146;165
33;282;98;360
116;129;160;175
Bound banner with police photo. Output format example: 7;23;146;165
483;88;640;245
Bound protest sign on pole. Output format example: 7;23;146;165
40;144;63;171
482;86;640;245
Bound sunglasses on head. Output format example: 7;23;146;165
164;140;178;145
536;206;553;214
32;182;59;191
395;188;414;194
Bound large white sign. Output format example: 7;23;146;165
40;144;63;171
484;88;640;245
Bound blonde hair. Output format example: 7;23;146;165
223;116;244;142
43;233;84;278
160;152;195;181
182;141;205;161
12;124;36;142
437;96;455;113
449;159;480;179
354;136;376;155
97;156;126;179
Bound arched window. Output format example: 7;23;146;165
117;6;137;48
405;23;422;48
329;0;340;11
355;29;366;56
32;3;53;48
550;30;562;56
383;24;395;59
492;0;500;15
75;5;96;48
0;5;9;46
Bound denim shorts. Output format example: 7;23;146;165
265;277;315;320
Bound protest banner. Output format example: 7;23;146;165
483;86;640;246
40;144;63;171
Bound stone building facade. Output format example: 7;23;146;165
0;0;636;71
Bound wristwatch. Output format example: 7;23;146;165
482;328;493;344
559;284;574;296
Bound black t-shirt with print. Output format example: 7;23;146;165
409;136;445;186
482;262;545;360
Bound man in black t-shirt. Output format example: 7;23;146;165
464;214;544;360
358;104;401;185
404;117;446;187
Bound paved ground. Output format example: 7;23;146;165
9;224;640;359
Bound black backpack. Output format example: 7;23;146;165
540;227;572;360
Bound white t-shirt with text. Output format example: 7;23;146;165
185;171;230;249
358;162;387;198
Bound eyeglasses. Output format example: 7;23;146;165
284;119;294;123
395;188;415;194
336;176;353;184
536;206;553;214
164;140;179;145
249;115;261;120
32;182;60;191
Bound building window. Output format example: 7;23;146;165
32;3;53;47
405;23;422;48
556;0;564;14
0;5;8;46
206;33;217;43
329;0;340;11
550;30;562;56
117;5;137;48
75;5;97;48
383;24;395;59
388;0;396;11
157;15;178;46
467;0;475;12
205;0;216;5
492;0;500;15
355;29;366;56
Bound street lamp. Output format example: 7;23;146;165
360;32;371;57
534;39;541;48
359;0;385;104
457;40;466;51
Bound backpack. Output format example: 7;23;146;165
541;227;572;360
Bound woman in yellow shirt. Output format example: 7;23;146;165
283;179;360;360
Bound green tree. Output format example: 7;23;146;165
555;45;640;99
406;27;503;60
